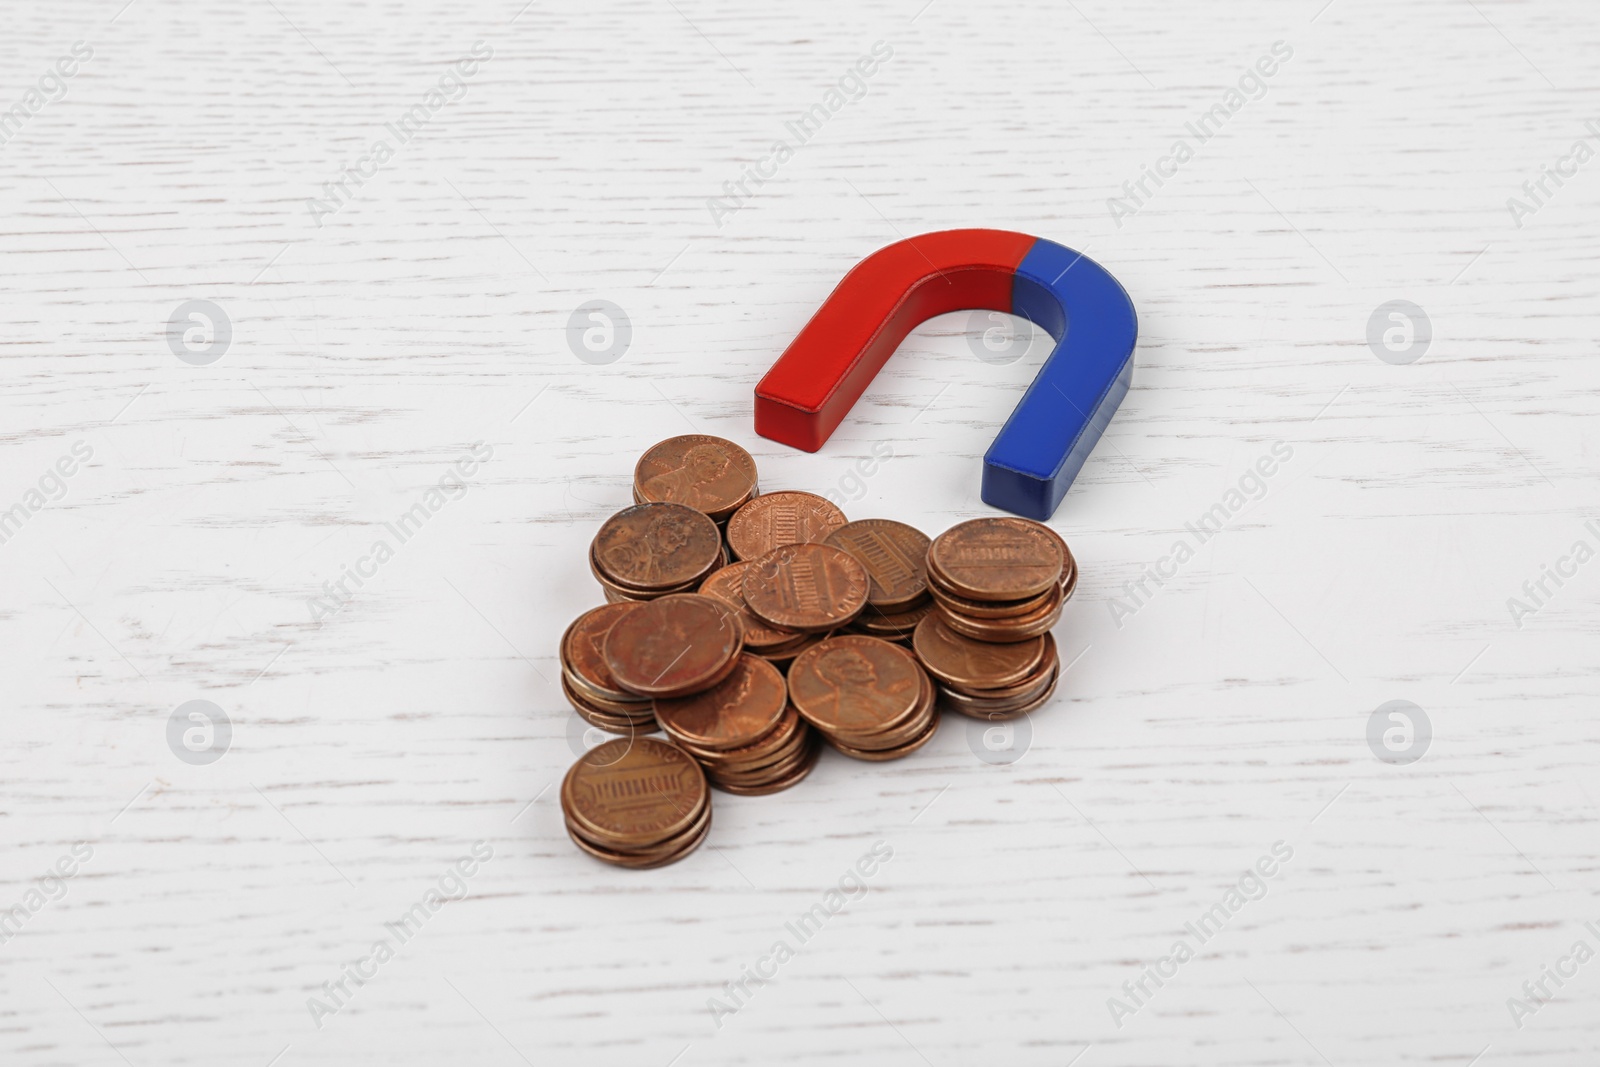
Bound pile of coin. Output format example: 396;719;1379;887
655;654;820;794
788;634;939;760
562;737;711;868
557;434;1083;867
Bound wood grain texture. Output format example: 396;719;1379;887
3;0;1599;1063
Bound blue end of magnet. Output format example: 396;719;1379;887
979;240;1138;521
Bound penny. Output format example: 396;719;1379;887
944;635;1059;700
742;543;869;633
698;561;800;650
566;805;712;868
749;629;832;665
789;635;925;737
942;660;1061;721
561;737;708;849
603;593;744;698
725;491;846;561
938;584;1063;643
851;598;934;638
561;603;648;701
829;671;935;749
633;435;758;518
825;710;941;761
824;519;931;609
562;677;657;733
926;573;1054;619
712;737;823;795
592;503;722;592
912;614;1044;689
927;517;1063;601
654;654;787;751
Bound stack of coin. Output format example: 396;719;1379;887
925;518;1067;642
633;434;758;522
725;491;847;561
559;603;656;733
590;502;727;602
913;613;1060;720
825;518;933;645
788;635;939;760
562;737;711;868
603;593;745;699
654;654;820;795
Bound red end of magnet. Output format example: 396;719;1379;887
754;228;1036;452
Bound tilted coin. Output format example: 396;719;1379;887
741;543;869;633
788;635;925;737
912;614;1044;689
725;491;846;561
654;654;787;751
592;502;722;591
698;561;800;650
824;519;931;609
561;603;648;702
603;593;744;698
561;737;709;849
927;517;1063;601
633;435;758;518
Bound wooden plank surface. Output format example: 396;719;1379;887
3;0;1598;1063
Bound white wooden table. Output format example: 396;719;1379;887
4;0;1598;1063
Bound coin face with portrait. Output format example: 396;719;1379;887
789;636;921;734
593;502;721;589
634;435;757;517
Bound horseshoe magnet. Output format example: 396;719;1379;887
753;228;1137;520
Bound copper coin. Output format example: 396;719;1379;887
944;635;1059;699
698;561;800;650
603;593;743;698
938;584;1063;643
749;629;833;665
676;704;803;764
788;635;924;736
829;671;935;748
566;805;712;868
566;788;712;857
561;603;648;701
633;435;758;517
853;598;934;636
927;574;1054;619
912;614;1044;689
725;491;846;561
561;737;708;848
742;543;869;633
826;710;942;761
824;519;931;609
927;517;1063;601
592;503;722;591
712;737;823;795
654;654;787;751
942;660;1062;721
563;678;657;732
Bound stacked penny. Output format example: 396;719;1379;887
826;518;934;645
633;434;758;522
913;615;1060;720
697;561;817;665
725;490;846;561
590;501;727;602
789;634;939;759
654;654;819;794
561;737;712;868
559;603;656;733
919;517;1069;718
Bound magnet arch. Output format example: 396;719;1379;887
753;228;1138;520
